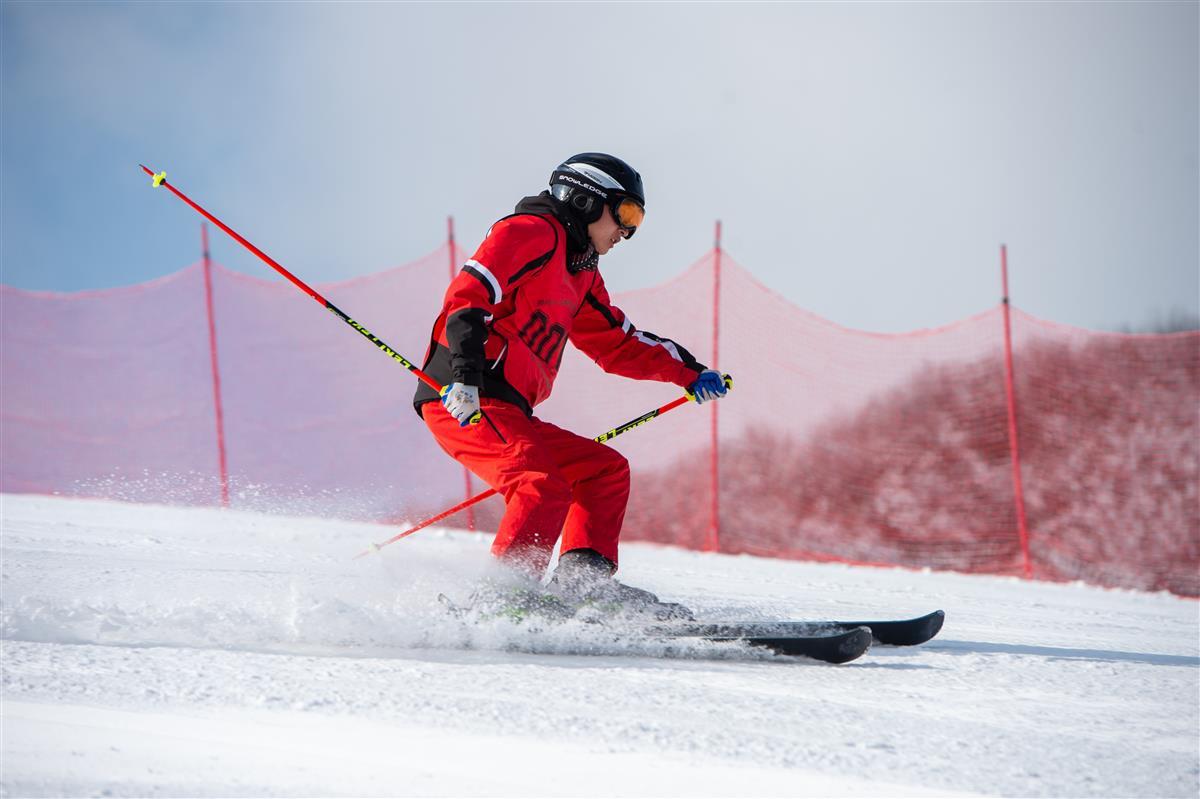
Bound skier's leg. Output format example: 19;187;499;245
528;417;630;567
422;400;571;577
528;419;692;618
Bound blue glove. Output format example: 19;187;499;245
688;370;731;405
440;382;481;426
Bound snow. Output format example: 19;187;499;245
2;494;1197;797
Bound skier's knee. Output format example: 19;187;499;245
598;447;630;485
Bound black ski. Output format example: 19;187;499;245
651;624;874;664
827;609;945;646
439;593;874;664
661;610;945;648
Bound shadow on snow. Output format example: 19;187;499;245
927;639;1199;667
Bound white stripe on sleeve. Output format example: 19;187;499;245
465;259;503;304
634;331;683;362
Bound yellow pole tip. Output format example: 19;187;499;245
152;171;166;188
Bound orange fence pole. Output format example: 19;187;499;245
201;222;230;507
705;220;722;552
1000;244;1033;577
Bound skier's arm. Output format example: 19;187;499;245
569;274;707;388
441;216;557;386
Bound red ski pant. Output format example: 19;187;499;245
422;399;630;577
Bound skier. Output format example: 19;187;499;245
414;153;730;618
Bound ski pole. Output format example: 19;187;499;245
354;375;733;559
138;165;503;440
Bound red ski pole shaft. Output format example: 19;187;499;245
354;376;731;559
141;165;505;439
355;492;490;559
139;164;442;391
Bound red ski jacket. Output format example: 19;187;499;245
414;211;706;417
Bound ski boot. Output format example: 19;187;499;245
547;548;694;622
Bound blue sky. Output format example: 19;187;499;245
2;1;1196;332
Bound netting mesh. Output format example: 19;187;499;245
3;245;1196;594
1006;312;1199;594
1;245;472;519
2;268;222;503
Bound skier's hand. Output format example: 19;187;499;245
687;370;732;405
440;382;481;426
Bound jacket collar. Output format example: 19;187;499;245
514;192;598;273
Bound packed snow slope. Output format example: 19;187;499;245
2;495;1197;798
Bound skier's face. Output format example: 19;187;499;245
587;205;626;256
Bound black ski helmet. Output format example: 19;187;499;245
549;153;645;230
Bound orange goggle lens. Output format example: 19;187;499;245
613;197;645;232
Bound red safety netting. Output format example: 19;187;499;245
1;245;473;520
2;244;1196;594
569;254;1199;596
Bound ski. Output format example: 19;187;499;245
438;593;873;664
659;610;945;648
826;609;945;646
650;624;874;664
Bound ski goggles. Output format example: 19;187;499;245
611;196;645;238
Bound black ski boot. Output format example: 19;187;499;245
547;549;694;621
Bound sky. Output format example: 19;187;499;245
1;1;1196;333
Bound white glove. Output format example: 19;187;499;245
440;383;481;427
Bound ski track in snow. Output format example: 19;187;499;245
2;494;1197;798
